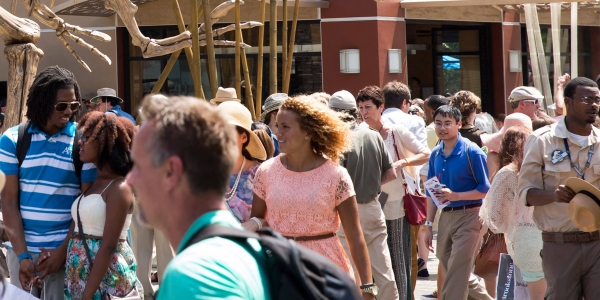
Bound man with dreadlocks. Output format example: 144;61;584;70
0;66;97;298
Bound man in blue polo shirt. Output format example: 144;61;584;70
0;66;96;299
90;87;136;125
420;105;492;300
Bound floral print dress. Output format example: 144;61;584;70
227;162;260;222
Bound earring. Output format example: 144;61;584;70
304;135;309;139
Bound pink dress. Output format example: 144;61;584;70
253;157;356;276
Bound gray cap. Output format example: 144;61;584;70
508;86;544;102
328;90;356;110
260;93;288;121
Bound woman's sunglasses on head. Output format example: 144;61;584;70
54;101;81;112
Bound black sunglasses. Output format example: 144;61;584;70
54;101;80;112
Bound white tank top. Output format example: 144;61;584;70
71;178;132;240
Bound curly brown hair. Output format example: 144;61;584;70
498;126;532;171
280;96;351;163
450;91;480;125
77;111;135;175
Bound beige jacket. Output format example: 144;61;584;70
381;124;431;220
518;118;600;232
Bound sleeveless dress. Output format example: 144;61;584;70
253;157;356;278
65;179;142;300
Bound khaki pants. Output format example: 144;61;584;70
436;207;492;300
541;238;600;300
130;204;174;300
338;199;399;300
7;248;65;300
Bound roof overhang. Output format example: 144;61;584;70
54;0;328;16
401;0;594;8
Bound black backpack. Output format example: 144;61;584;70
17;121;84;182
182;225;361;300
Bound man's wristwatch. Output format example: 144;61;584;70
360;283;378;296
424;221;433;227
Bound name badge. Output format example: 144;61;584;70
551;150;568;164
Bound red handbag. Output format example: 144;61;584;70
391;130;428;226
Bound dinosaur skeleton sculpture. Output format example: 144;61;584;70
0;0;261;129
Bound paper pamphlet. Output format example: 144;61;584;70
424;177;450;209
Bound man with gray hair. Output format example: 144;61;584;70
329;90;400;300
126;96;269;299
508;86;543;119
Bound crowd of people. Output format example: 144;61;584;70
1;64;600;300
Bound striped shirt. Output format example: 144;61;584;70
0;122;96;253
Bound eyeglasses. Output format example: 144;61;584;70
408;109;419;115
434;123;457;129
54;101;80;112
521;100;539;105
576;96;600;105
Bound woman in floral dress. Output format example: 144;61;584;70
243;96;375;299
48;112;141;299
217;101;267;223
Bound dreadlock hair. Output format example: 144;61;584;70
26;66;81;129
77;112;134;176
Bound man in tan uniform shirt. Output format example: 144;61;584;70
518;77;600;300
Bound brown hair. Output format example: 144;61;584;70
382;81;411;109
450;91;480;125
532;115;556;131
78;111;135;176
280;96;351;163
356;85;384;108
139;96;237;195
253;129;275;160
498;126;532;171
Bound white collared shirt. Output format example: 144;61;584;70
381;108;427;147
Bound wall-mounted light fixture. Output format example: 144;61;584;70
388;49;402;73
340;49;360;73
509;50;522;73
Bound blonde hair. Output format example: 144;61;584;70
450;91;480;125
280;96;351;163
310;92;331;106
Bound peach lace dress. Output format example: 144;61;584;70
253;157;356;276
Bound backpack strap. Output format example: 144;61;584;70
182;224;260;251
465;142;478;185
17;121;32;168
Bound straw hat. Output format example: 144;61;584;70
210;87;241;105
90;88;124;104
260;93;287;121
566;177;600;232
481;113;532;153
218;101;267;160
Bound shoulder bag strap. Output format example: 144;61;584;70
390;129;421;195
182;224;260;251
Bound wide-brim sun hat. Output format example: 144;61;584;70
566;177;600;232
218;101;267;160
210;87;241;105
260;93;288;121
90;88;124;104
481;113;532;153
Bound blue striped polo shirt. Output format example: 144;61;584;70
0;122;96;253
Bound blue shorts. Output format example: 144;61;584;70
520;269;544;282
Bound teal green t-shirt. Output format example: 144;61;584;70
157;210;270;300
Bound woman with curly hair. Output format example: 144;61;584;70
244;96;375;298
357;85;431;299
480;126;546;300
59;111;141;299
450;91;486;147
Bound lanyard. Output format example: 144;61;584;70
563;138;595;179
